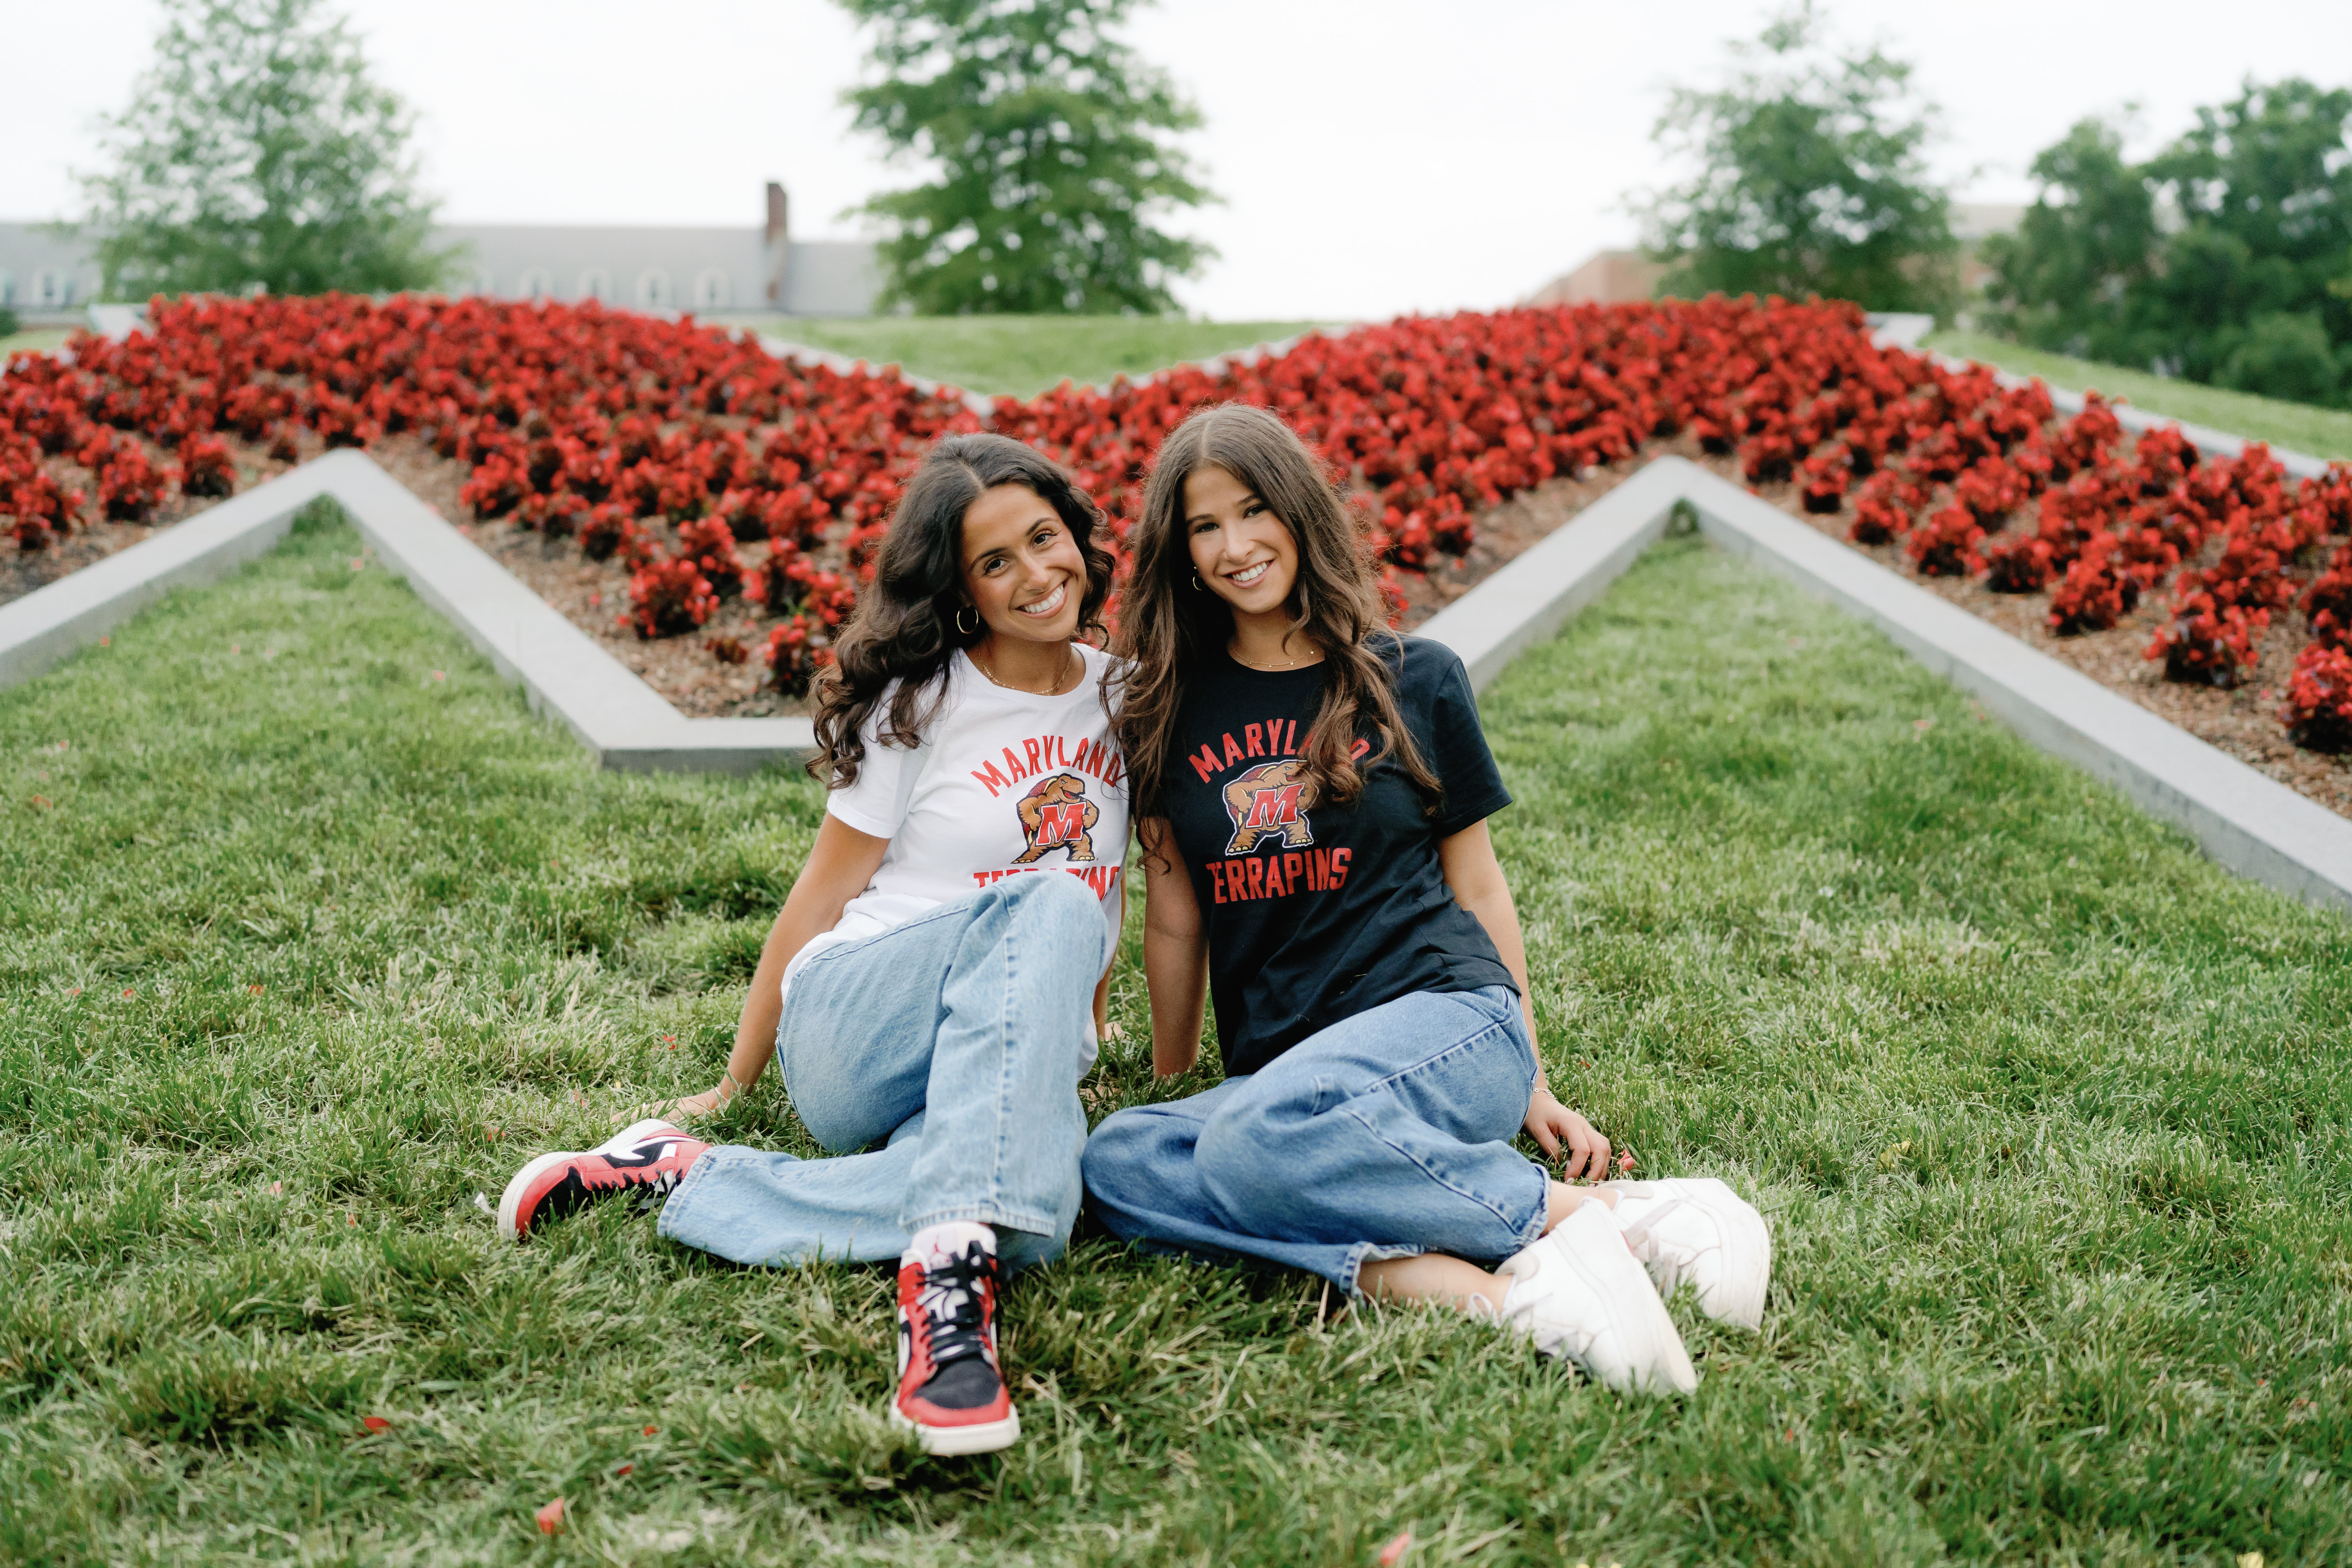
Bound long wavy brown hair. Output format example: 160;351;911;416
1112;402;1439;824
812;434;1117;788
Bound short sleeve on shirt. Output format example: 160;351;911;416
824;701;927;839
1420;646;1513;839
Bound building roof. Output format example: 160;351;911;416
1;211;882;318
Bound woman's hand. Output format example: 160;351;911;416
1523;1086;1612;1180
622;1083;730;1127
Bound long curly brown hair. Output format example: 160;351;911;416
811;434;1117;788
1111;403;1439;823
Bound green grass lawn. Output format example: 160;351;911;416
5;508;2350;1564
1927;328;2352;462
750;316;1336;399
2;327;73;360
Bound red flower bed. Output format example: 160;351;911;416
6;292;2350;772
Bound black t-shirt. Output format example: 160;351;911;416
1161;635;1516;1078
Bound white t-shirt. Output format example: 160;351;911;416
781;644;1130;1060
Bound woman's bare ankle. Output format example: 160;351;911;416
1541;1181;1619;1234
1357;1253;1508;1312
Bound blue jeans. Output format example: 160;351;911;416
659;871;1110;1275
1081;985;1545;1296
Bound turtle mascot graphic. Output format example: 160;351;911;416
1222;758;1317;855
1013;772;1098;864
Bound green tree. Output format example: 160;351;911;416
837;0;1215;315
71;0;457;300
1637;4;1957;315
2144;78;2352;392
1978;117;2160;364
1981;79;2352;406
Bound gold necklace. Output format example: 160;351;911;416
974;642;1076;696
1230;638;1321;671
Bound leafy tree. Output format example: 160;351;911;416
1983;80;2352;406
1637;4;1957;316
2145;79;2352;392
1977;118;2159;365
71;0;457;300
837;0;1215;315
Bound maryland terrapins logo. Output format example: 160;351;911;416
1013;772;1098;864
1222;758;1317;855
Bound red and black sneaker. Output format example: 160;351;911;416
889;1227;1020;1455
497;1118;710;1242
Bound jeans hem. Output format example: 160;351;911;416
651;1146;730;1242
1339;1241;1426;1299
902;1203;1062;1238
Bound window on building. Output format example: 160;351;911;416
577;269;612;304
693;270;731;310
0;272;14;307
636;270;673;310
34;270;64;308
518;269;554;299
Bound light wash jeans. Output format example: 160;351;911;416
1080;984;1546;1296
659;871;1110;1275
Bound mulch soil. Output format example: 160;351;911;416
9;424;2348;822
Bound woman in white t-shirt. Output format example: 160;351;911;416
494;434;1129;1457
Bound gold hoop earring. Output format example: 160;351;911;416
956;606;978;636
1192;573;1203;592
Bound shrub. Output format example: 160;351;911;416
765;614;829;697
2049;537;2140;634
1908;504;1985;576
675;514;744;598
176;436;236;498
2283;643;2352;751
626;555;717;639
98;442;167;521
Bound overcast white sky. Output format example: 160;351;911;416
7;0;2349;319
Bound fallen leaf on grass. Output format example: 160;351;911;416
362;1416;391;1433
536;1498;566;1535
1377;1530;1413;1566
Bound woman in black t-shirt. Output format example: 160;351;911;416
1084;405;1769;1395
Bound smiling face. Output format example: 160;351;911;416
960;482;1087;646
1183;464;1298;621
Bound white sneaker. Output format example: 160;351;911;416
1597;1178;1772;1330
1495;1201;1697;1396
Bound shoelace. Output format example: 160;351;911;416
914;1243;997;1372
1617;1196;1692;1258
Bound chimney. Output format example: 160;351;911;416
763;181;791;306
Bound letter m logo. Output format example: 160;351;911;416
1245;784;1303;829
1036;802;1086;846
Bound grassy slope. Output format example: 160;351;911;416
751;316;1334;399
2;327;74;360
1926;328;2352;461
4;512;2349;1564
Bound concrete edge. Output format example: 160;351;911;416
6;393;2348;902
0;451;820;774
1422;454;2352;914
0;461;339;690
